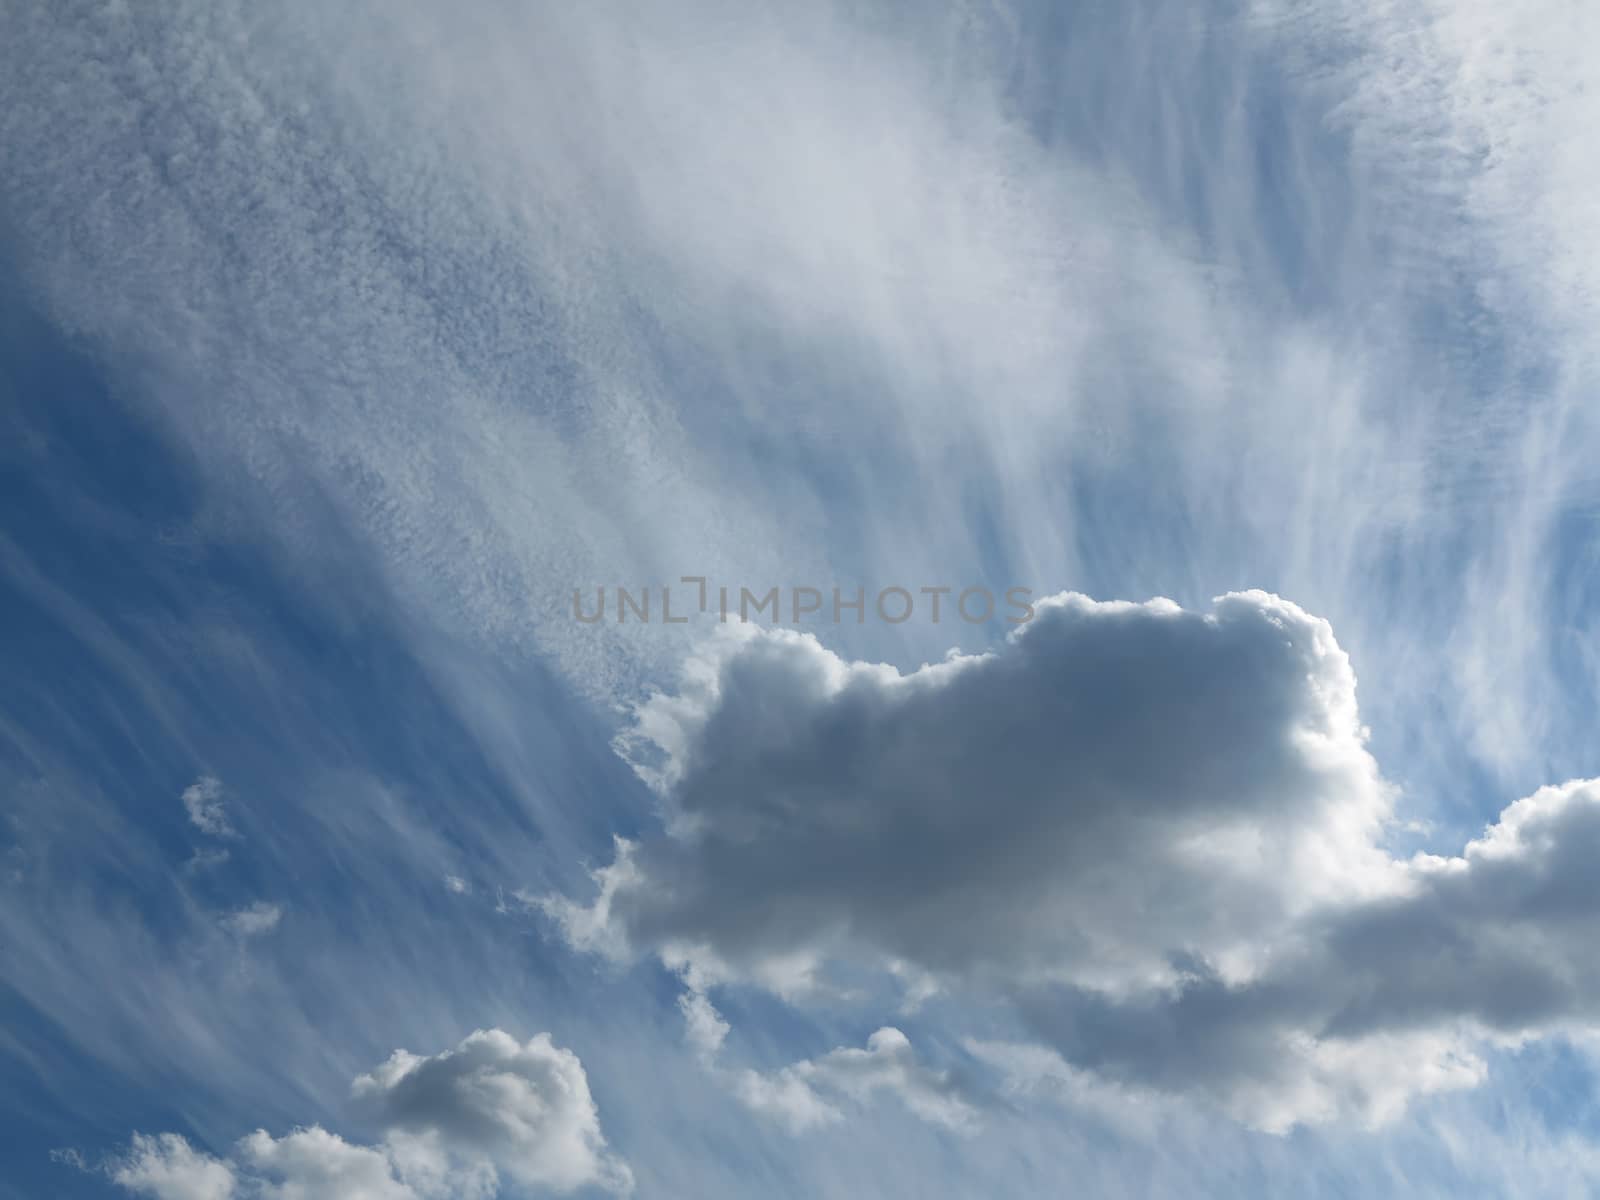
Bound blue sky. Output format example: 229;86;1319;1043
3;1;1600;1196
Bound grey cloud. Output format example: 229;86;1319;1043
1014;778;1600;1128
552;590;1398;995
109;1030;629;1199
352;1028;634;1196
550;592;1600;1129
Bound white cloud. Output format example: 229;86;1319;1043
50;1147;89;1172
112;1133;236;1200
221;902;283;938
1250;0;1600;782
680;986;975;1134
237;1128;422;1200
0;0;1400;717
443;875;468;895
729;1064;840;1135
109;1031;628;1199
352;1029;633;1195
677;988;730;1065
803;1028;977;1132
182;777;235;839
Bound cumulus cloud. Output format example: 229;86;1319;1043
237;1127;427;1200
111;1133;236;1200
112;1129;433;1200
998;777;1600;1129
352;1028;633;1195
108;1031;628;1199
550;590;1400;994
182;777;235;839
549;591;1600;1130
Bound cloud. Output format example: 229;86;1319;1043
111;1133;236;1200
728;1063;841;1135
109;1031;629;1199
221;902;283;938
680;987;975;1134
1014;777;1600;1130
186;847;232;873
182;776;235;839
551;590;1400;994
50;1146;89;1172
352;1029;634;1195
678;987;731;1065
0;0;1425;718
112;1129;441;1200
800;1028;977;1132
550;592;1600;1130
237;1128;427;1200
1249;0;1600;783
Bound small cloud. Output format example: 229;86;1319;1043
221;902;282;937
109;1132;236;1200
352;1028;634;1194
679;985;975;1134
106;1031;629;1199
49;1147;88;1172
185;847;231;873
182;776;236;839
677;988;729;1065
443;874;469;895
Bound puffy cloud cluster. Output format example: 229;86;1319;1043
548;591;1600;1130
113;1134;236;1200
239;1127;449;1200
352;1029;633;1196
108;1030;629;1199
1015;776;1600;1129
112;1127;452;1200
679;988;975;1134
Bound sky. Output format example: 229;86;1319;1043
3;0;1600;1196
